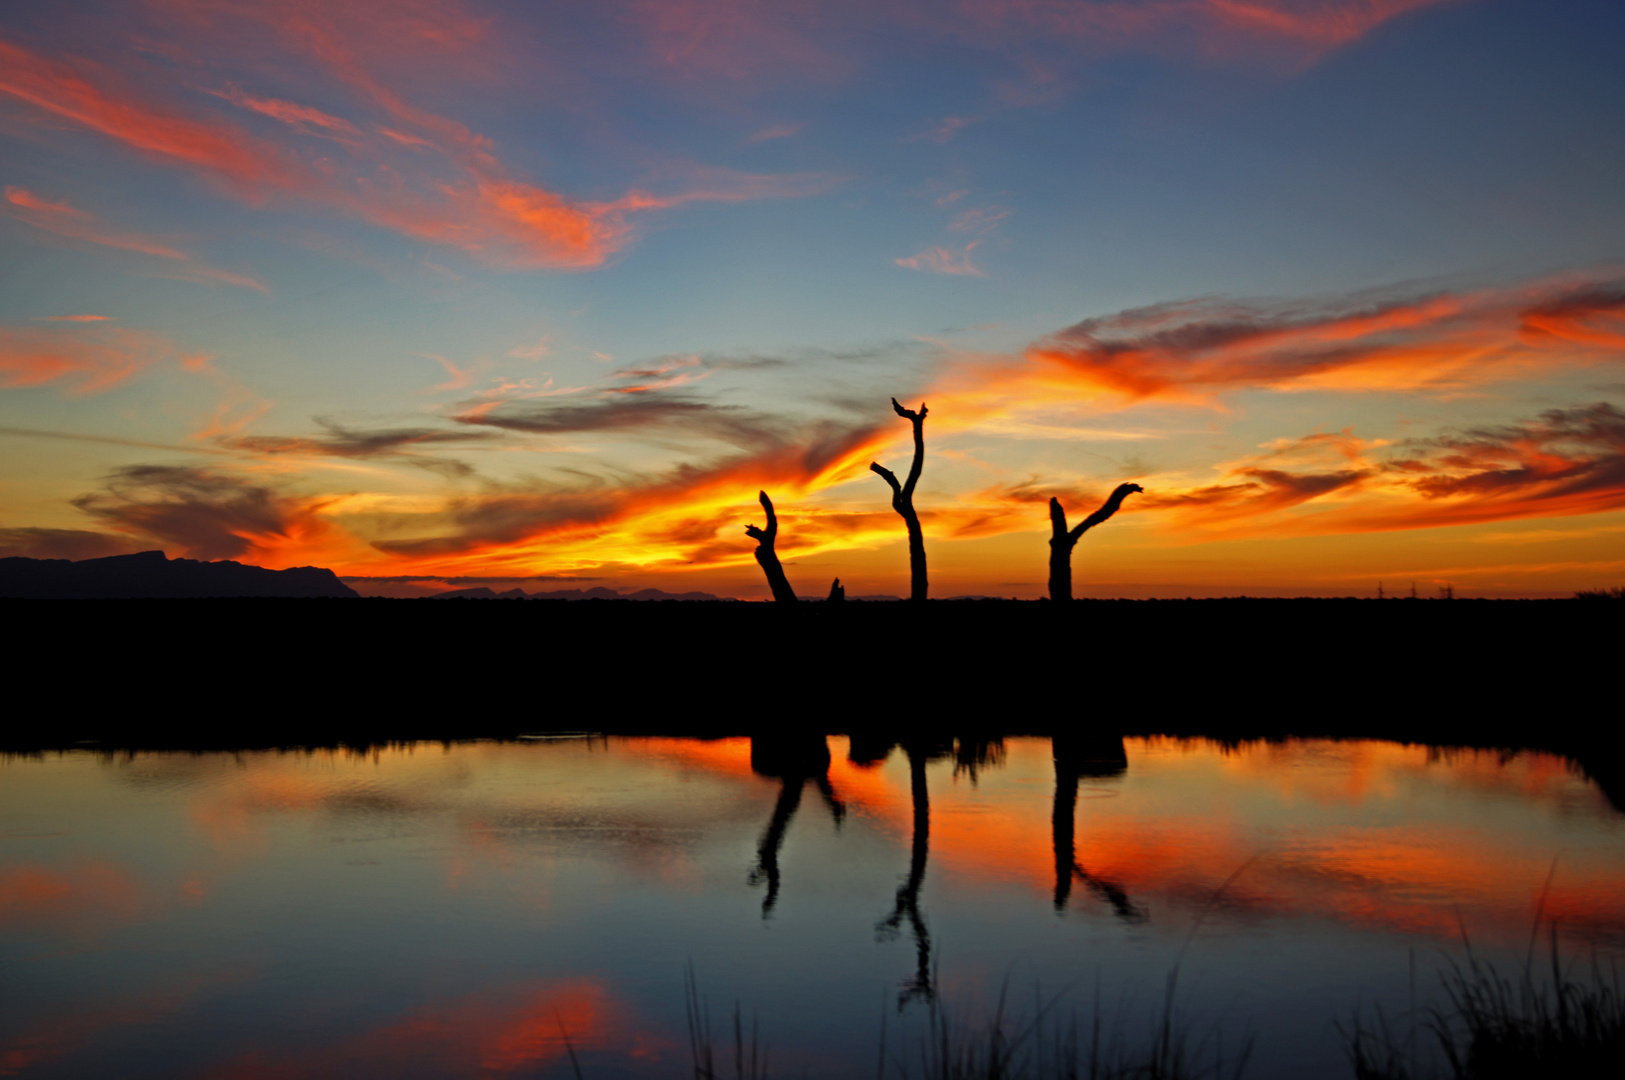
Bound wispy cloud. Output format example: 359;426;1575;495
746;122;803;143
896;241;985;277
0;20;832;272
0;322;184;395
4;186;267;291
1018;275;1625;403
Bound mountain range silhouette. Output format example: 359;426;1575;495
0;550;357;599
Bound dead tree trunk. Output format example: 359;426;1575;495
745;490;798;603
1048;483;1142;602
870;398;929;603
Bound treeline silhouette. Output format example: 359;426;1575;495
4;592;1618;800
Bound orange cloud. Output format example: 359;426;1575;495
6;4;838;273
0;323;179;394
207;84;362;138
195;980;632;1080
961;276;1625;409
0;39;291;190
2;25;823;271
1133;403;1625;536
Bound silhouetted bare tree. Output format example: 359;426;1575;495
871;399;930;602
1048;483;1143;602
745;490;798;603
826;578;845;601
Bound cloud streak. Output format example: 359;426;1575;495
0;20;830;271
1013;275;1625;404
0;322;188;395
4;186;266;290
897;241;985;277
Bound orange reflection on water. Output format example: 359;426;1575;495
0;861;143;929
201;979;659;1079
611;736;1625;944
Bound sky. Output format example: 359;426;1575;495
2;0;1623;599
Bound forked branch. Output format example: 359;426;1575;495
1048;482;1142;602
870;399;930;602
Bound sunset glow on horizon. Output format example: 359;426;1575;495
4;0;1624;597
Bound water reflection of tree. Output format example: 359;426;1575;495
748;735;845;918
875;740;936;1005
1052;734;1145;921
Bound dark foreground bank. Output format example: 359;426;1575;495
8;596;1615;789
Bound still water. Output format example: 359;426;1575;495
2;737;1621;1079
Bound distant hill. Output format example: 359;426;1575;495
431;584;730;601
0;550;358;599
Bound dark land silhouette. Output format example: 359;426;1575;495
870;398;930;603
426;584;728;601
0;550;356;599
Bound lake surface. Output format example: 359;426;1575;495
3;736;1622;1079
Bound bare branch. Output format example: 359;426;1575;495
756;490;778;542
1067;482;1143;542
1049;496;1067;540
870;461;902;496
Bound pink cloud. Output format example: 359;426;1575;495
896;241;986;276
0;323;181;395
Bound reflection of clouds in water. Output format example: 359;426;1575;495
0;860;144;930
841;737;1625;945
195;979;671;1079
167;740;781;891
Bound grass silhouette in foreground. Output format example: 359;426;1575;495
682;969;1252;1080
1340;926;1623;1080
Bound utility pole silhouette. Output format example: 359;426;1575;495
745;491;798;603
870;399;929;603
1048;483;1142;602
